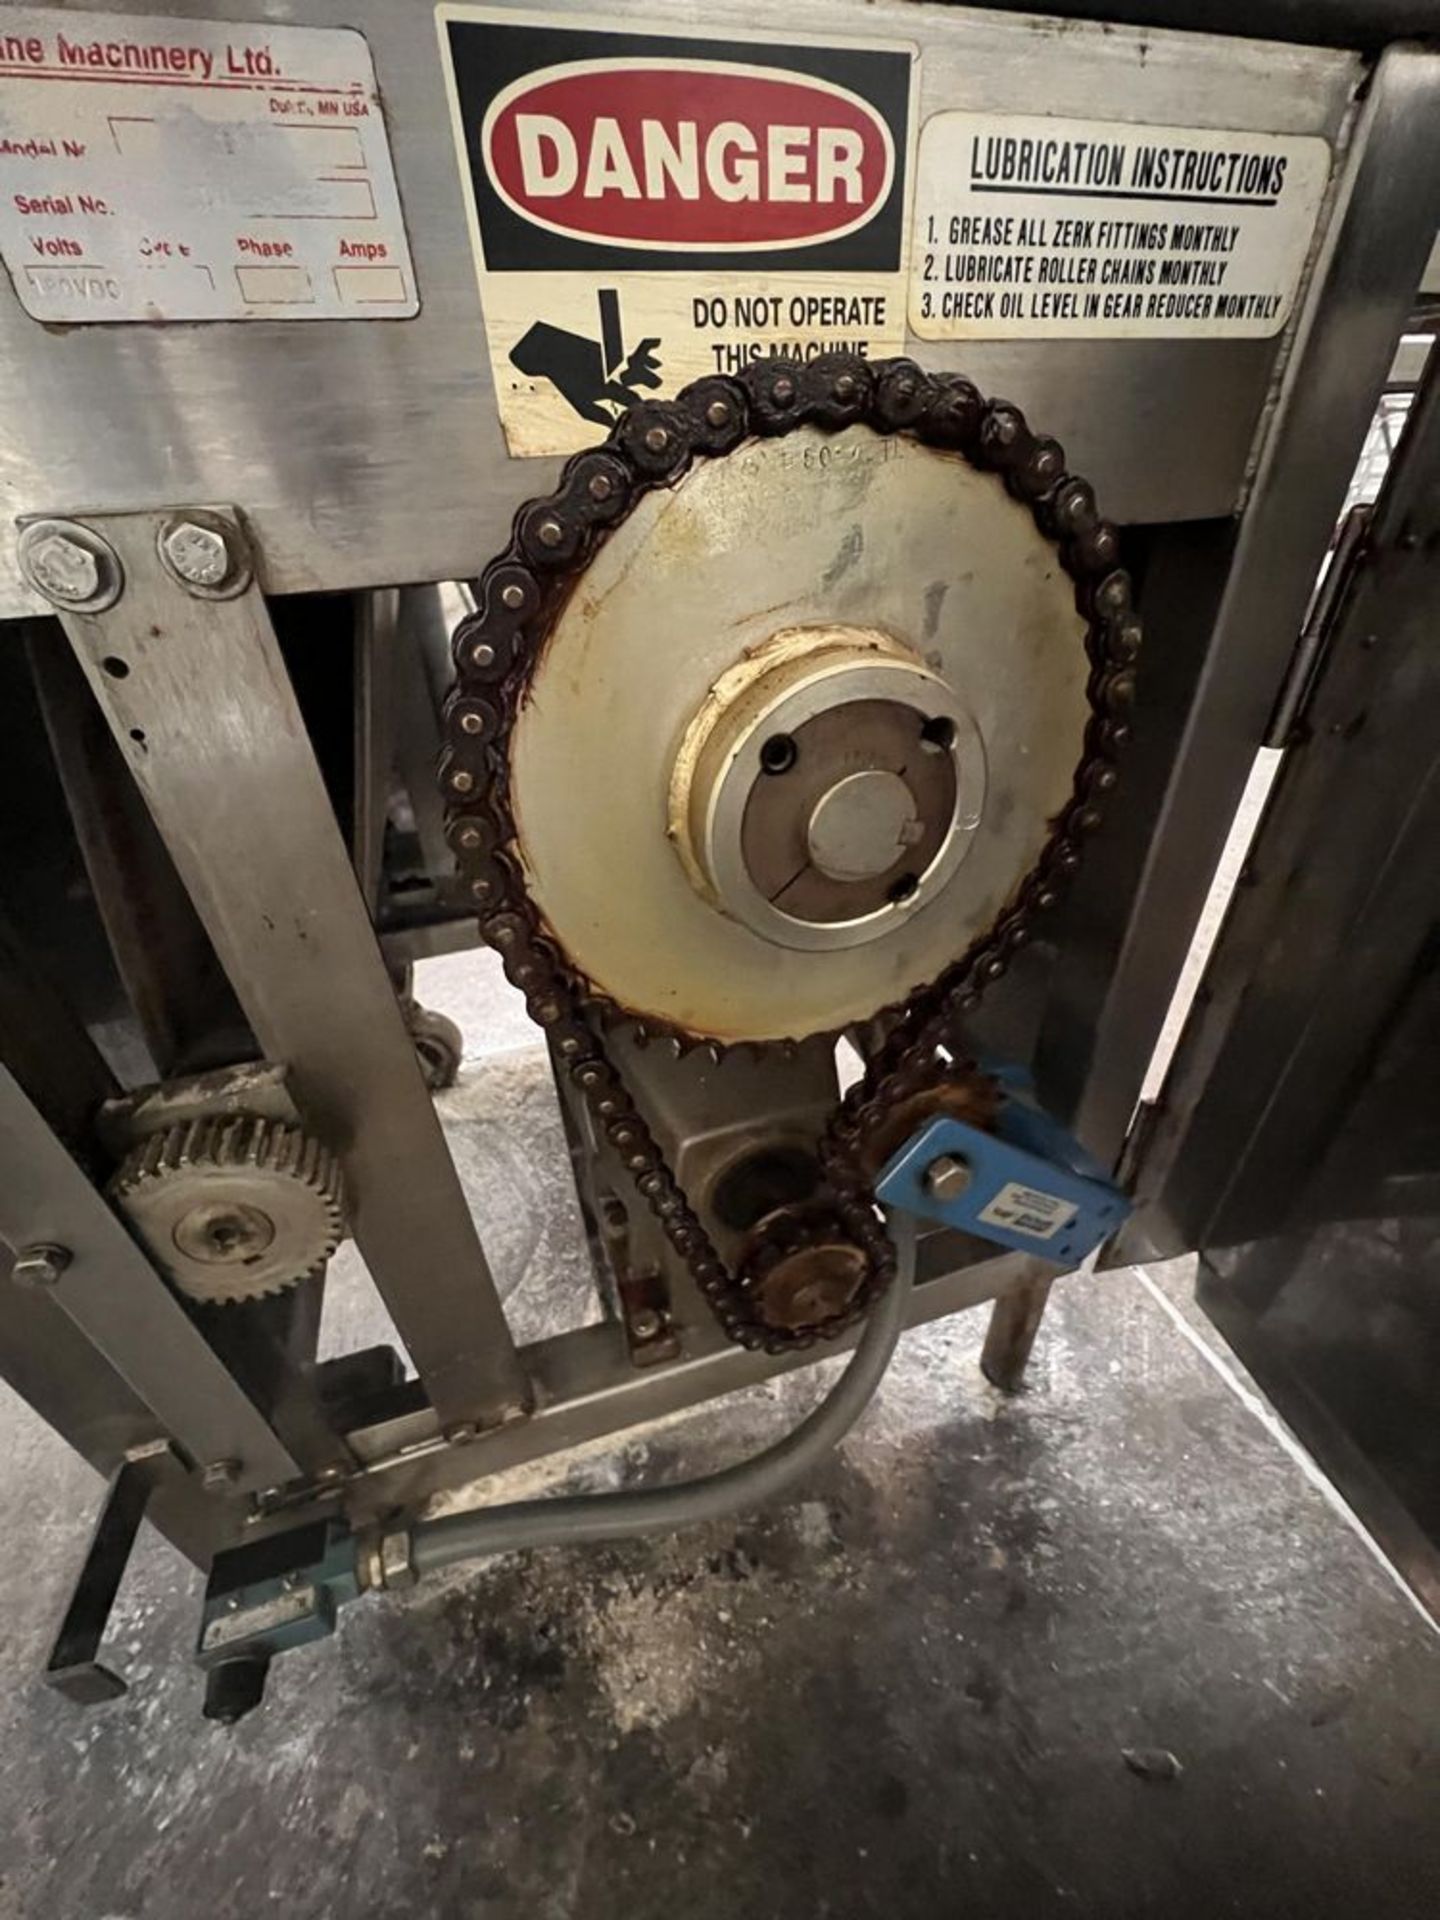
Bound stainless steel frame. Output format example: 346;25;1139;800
1;1;1437;1614
1123;344;1440;1617
1036;41;1440;1159
270;1237;1056;1529
0;0;1360;617
50;509;530;1434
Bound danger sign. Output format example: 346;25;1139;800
436;8;915;456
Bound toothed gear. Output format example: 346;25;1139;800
108;1115;347;1305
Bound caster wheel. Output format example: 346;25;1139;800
405;1001;463;1091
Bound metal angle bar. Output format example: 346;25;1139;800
1264;500;1371;749
51;511;530;1432
1064;44;1440;1163
316;1242;1059;1527
44;1440;178;1704
0;1066;298;1492
27;626;238;1077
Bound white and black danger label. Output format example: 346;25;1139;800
976;1181;1076;1243
910;112;1329;340
0;7;416;323
436;6;916;457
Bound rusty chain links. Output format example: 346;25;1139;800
441;353;1140;1355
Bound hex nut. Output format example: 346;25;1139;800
924;1154;973;1203
379;1527;416;1589
163;520;231;588
10;1243;71;1288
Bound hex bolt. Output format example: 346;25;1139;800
26;533;100;604
18;522;122;611
924;1155;972;1203
201;1458;242;1493
11;1243;71;1288
162;520;232;589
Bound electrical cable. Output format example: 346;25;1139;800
407;1212;917;1578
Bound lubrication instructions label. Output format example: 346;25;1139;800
436;7;916;457
910;113;1329;340
0;8;417;322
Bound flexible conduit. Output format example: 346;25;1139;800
408;1214;917;1578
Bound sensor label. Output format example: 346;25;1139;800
437;6;916;457
910;112;1329;340
0;8;417;322
977;1181;1076;1242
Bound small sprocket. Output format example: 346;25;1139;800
109;1114;346;1306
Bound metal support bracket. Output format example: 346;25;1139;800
875;1079;1131;1267
31;507;531;1433
44;1439;182;1704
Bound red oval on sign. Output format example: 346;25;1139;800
481;59;895;251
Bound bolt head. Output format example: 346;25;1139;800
379;1528;416;1589
27;532;101;604
924;1154;972;1203
163;520;231;588
11;1243;71;1288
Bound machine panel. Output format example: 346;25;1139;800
0;0;1359;615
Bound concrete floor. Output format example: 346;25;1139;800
2;954;1439;1919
